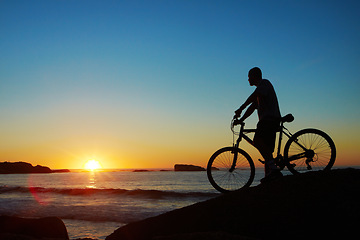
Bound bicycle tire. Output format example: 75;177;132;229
284;128;336;174
207;147;255;193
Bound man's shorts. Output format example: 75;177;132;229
253;120;279;153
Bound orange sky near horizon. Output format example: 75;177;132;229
1;119;359;170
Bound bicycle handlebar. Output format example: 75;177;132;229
231;117;244;134
231;117;244;126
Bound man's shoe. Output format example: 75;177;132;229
260;169;283;184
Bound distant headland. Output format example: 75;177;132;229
0;161;70;174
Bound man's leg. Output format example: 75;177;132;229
254;120;281;181
253;137;277;176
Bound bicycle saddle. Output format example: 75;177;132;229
281;114;294;123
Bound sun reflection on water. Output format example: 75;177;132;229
87;171;97;189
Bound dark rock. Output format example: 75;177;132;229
73;238;98;240
0;216;69;239
0;162;51;174
174;164;205;171
106;168;360;240
52;169;71;173
0;161;70;174
153;231;258;240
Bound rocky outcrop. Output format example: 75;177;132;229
0;161;69;174
52;169;71;173
106;168;360;240
0;216;69;239
174;164;205;171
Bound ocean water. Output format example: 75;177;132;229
0;169;268;239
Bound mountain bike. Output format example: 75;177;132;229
207;114;336;193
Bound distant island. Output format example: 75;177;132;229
0;161;70;174
174;164;205;171
133;169;150;172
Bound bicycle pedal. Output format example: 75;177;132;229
278;165;285;171
276;162;285;170
258;159;265;164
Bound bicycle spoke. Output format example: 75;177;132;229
208;147;255;192
285;129;336;174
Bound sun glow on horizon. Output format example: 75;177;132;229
84;159;102;171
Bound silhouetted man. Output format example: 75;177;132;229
234;67;282;182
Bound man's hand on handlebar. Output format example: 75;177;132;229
232;118;243;126
232;113;244;127
234;108;242;118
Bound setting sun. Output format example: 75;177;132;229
84;160;102;171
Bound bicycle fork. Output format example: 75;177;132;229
230;148;238;172
230;124;244;172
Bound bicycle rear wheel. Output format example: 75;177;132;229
207;147;255;193
284;128;336;174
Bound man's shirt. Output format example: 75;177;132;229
253;79;281;122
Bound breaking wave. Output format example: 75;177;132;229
0;185;219;224
0;185;219;199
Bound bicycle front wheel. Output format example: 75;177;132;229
207;147;255;193
284;128;336;174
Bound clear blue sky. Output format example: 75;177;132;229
1;0;359;169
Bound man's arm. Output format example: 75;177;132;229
239;102;256;122
235;91;257;117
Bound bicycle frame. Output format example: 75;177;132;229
231;120;308;169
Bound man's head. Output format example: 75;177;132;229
248;67;262;86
